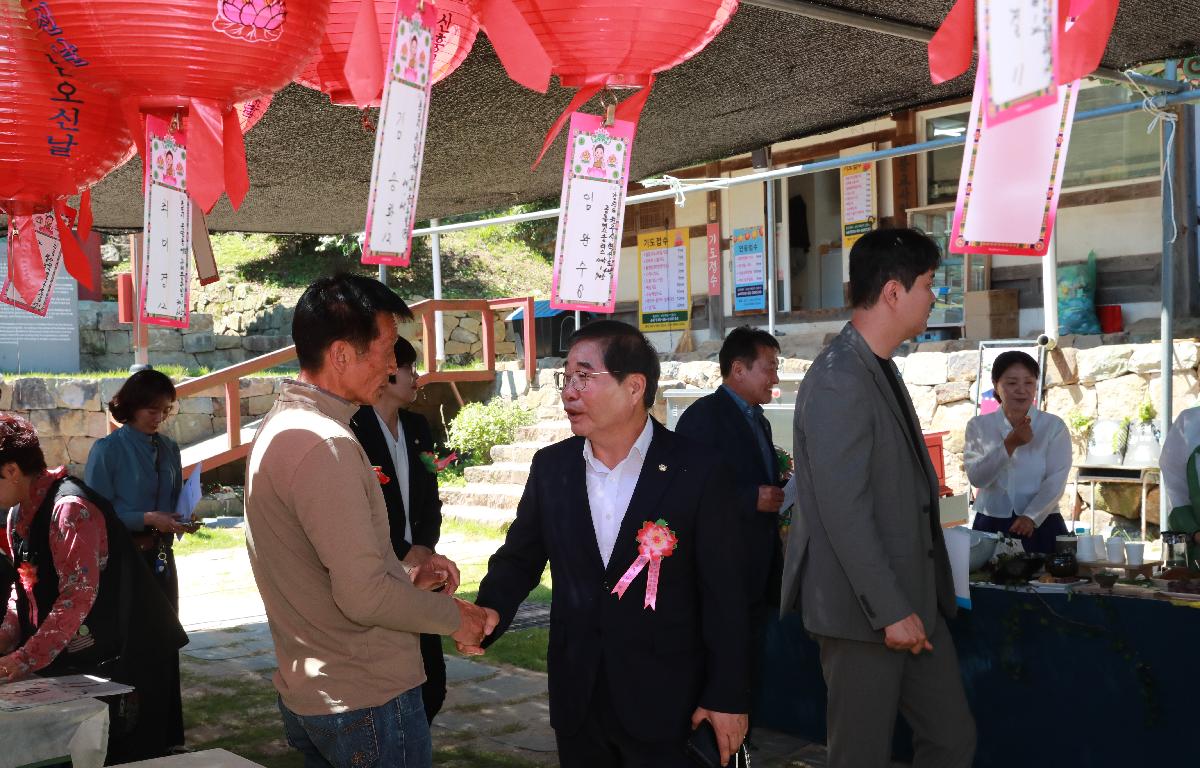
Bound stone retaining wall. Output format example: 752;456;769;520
0;376;291;478
78;301;292;372
78;301;522;372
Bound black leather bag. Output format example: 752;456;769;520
684;719;750;768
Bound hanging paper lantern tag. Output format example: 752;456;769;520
361;0;436;267
0;212;63;316
549;112;635;313
140;114;192;328
977;0;1059;127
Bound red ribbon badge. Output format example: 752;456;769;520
612;519;677;610
372;465;391;485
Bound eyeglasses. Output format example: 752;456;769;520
387;365;417;385
554;370;620;392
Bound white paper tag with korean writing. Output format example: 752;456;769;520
362;0;436;267
141;116;191;328
978;0;1058;126
550;112;636;313
0;213;63;316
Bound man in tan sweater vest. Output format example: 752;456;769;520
246;274;496;768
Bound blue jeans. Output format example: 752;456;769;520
278;688;431;768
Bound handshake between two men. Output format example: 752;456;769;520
405;549;499;655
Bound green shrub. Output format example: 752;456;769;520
446;400;535;464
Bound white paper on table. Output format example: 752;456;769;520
0;674;133;711
781;474;797;511
943;526;974;610
175;461;202;540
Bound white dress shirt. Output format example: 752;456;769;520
963;408;1072;526
1159;407;1200;509
583;416;654;567
375;410;413;544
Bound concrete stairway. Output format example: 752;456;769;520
441;419;573;528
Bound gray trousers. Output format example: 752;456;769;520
814;615;976;768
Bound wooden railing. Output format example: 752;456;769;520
110;296;537;476
409;296;537;395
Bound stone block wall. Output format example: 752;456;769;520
0;375;291;477
78;300;522;373
78;301;293;372
514;340;1200;528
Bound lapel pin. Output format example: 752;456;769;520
658;464;667;472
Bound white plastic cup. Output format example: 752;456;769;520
1125;541;1145;566
1106;537;1126;564
1078;534;1100;562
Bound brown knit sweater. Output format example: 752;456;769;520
246;379;460;716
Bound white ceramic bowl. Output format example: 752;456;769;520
966;529;1001;571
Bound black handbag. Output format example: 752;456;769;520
684;719;751;768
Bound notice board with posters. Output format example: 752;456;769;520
0;239;80;373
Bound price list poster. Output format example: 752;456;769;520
637;228;691;332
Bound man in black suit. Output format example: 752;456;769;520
674;326;783;721
473;320;750;768
349;336;448;722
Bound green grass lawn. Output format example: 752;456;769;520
174;525;246;557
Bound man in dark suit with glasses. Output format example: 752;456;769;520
474;321;751;768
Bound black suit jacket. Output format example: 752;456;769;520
476;420;750;742
674;387;783;609
349;406;442;559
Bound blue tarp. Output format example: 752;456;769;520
508;300;566;322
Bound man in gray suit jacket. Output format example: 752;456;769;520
781;229;975;768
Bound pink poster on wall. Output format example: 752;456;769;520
950;69;1079;257
549;112;636;313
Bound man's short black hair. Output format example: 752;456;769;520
567;320;660;410
848;228;942;309
292;273;412;372
719;325;780;378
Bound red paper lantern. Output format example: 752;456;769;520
480;0;738;165
20;0;332;211
0;0;132;216
1;0;133;300
297;0;479;106
510;0;737;89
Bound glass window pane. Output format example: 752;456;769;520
1063;85;1161;186
921;83;1161;204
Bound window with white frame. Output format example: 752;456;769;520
919;82;1162;205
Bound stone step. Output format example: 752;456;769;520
490;441;546;464
514;420;573;443
440;482;525;512
441;504;517;529
464;461;532;486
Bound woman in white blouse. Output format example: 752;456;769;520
964;351;1072;554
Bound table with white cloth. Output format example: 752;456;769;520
2;696;109;768
115;749;265;767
